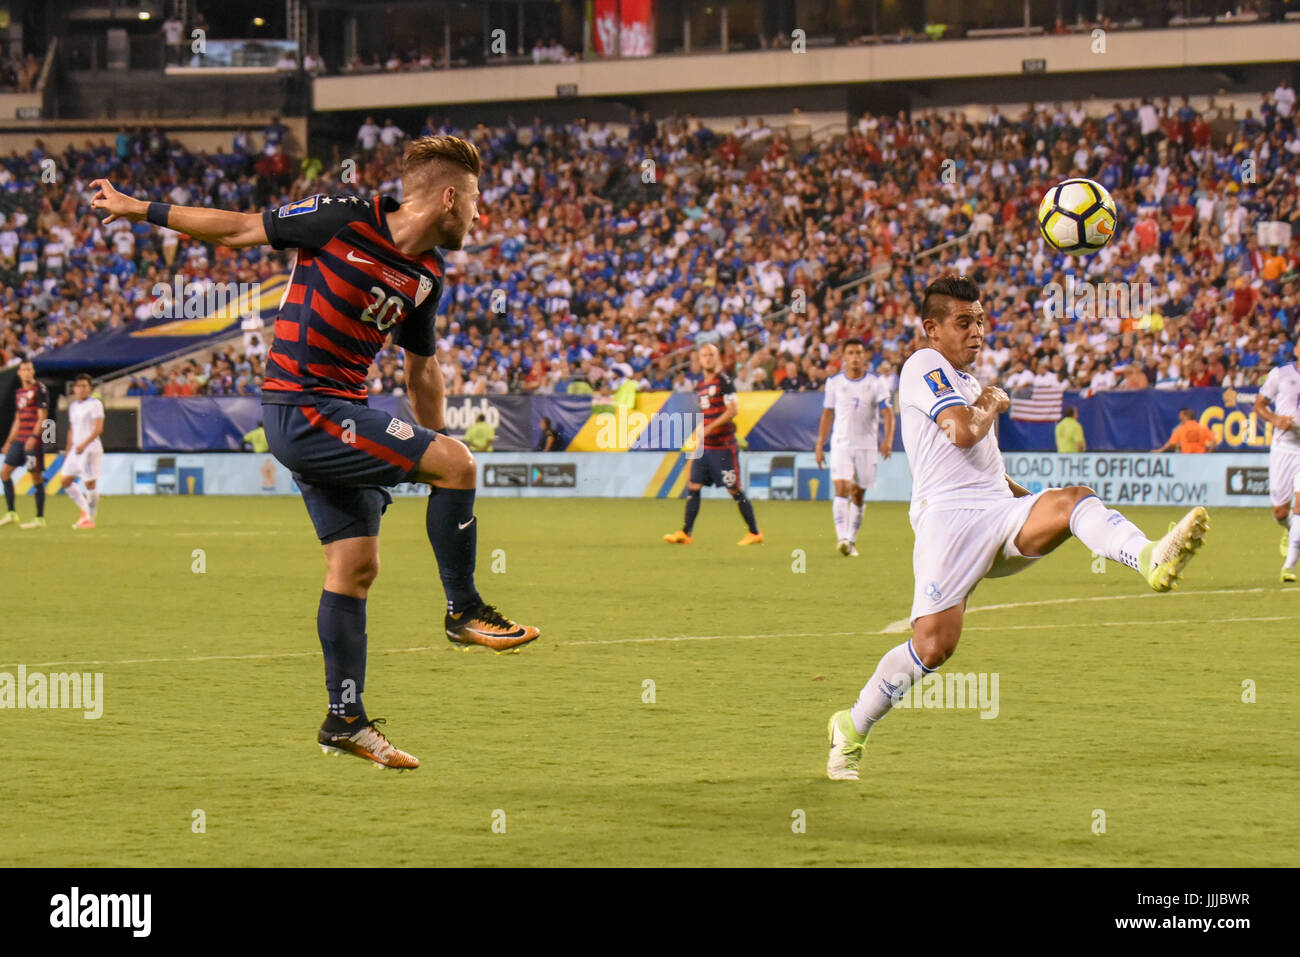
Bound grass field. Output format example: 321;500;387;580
2;493;1297;867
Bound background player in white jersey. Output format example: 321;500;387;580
815;338;895;557
62;374;104;529
826;276;1210;781
1253;354;1300;581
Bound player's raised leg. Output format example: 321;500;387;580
413;434;539;651
1028;486;1209;591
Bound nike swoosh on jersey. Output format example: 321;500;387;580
346;250;376;266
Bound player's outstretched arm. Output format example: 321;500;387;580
89;179;268;249
935;386;1007;449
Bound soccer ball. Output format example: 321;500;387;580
1037;178;1118;255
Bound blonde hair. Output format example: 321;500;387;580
402;134;481;193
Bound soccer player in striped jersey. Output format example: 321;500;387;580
814;338;895;557
1;359;49;529
663;343;762;546
90;135;538;770
826;276;1210;781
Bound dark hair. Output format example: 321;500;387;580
1063;405;1077;418
842;337;867;351
921;275;981;323
74;373;92;385
1179;407;1192;417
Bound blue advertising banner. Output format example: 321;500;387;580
532;395;594;451
141;396;263;451
998;387;1273;453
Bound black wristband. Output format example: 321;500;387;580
146;202;171;227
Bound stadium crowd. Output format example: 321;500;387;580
2;89;1299;402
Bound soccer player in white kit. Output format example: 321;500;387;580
1253;354;1300;581
827;276;1210;781
63;374;104;529
814;338;895;557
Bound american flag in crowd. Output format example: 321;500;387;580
1010;382;1066;422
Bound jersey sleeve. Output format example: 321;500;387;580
875;376;892;405
822;377;837;410
901;352;965;421
261;195;366;251
1259;368;1279;404
36;383;50;410
719;374;738;404
89;399;105;421
393;274;443;357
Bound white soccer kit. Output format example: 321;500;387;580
824;371;891;488
63;396;105;482
899;347;1042;623
1260;363;1300;509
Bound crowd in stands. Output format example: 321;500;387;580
0;51;42;91
3;86;1300;404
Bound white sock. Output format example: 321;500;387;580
1287;516;1300;569
1069;495;1150;572
66;482;88;514
849;639;932;734
88;488;100;517
832;496;849;542
848;502;864;544
1283;513;1293;531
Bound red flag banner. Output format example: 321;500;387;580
593;0;655;57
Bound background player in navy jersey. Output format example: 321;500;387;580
0;359;49;529
664;342;763;546
90;135;538;769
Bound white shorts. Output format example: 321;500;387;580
62;447;103;482
909;492;1045;624
829;446;878;489
1269;445;1300;510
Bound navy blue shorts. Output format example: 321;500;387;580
689;445;742;490
4;439;39;473
264;398;437;544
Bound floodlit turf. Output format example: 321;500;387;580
2;493;1297;867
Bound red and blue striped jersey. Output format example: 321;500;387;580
696;373;737;449
260;194;444;406
13;381;49;439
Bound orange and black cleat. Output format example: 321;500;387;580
318;717;419;769
445;602;540;651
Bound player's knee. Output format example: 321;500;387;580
351;554;380;590
912;634;956;669
1277;505;1293;522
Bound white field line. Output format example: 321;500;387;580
3;589;1294;668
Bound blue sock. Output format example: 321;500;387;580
33;482;44;518
2;478;12;511
427;486;480;615
683;487;701;534
317;590;368;721
731;490;758;534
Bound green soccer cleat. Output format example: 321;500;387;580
19;517;45;529
826;709;867;781
1282;567;1296;585
0;510;18;526
1282;528;1290;559
1140;506;1209;592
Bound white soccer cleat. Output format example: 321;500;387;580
847;544;860;557
837;540;851;556
826;710;867;781
1140;506;1209;592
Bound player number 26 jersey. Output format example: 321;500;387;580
899;347;1010;522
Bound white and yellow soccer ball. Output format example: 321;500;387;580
1037;177;1118;255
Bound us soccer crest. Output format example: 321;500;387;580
386;418;415;441
415;275;434;308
